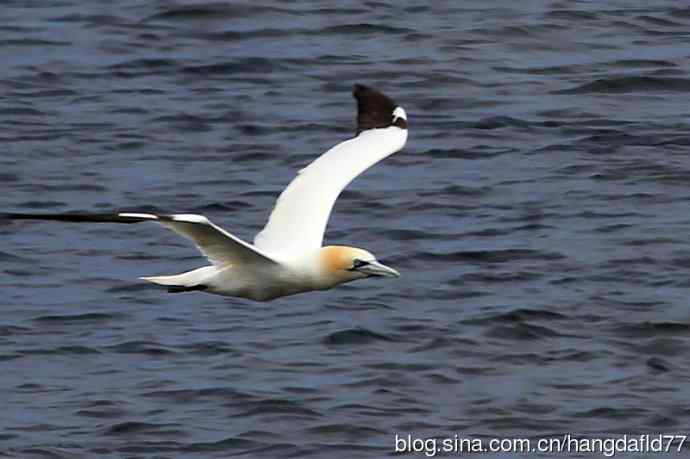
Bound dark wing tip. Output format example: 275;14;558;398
352;83;371;98
0;212;153;224
352;83;399;135
353;83;366;93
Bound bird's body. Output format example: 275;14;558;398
154;246;382;301
4;84;408;301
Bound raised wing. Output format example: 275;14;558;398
254;85;407;258
3;212;279;267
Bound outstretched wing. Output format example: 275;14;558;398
254;85;407;257
3;212;278;267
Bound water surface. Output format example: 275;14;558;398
2;1;690;457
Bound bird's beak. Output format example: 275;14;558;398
356;260;400;278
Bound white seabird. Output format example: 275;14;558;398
5;84;408;301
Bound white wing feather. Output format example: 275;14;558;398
119;213;278;267
4;211;280;267
253;126;407;257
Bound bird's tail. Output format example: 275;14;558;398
141;266;216;293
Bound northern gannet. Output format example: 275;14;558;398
4;84;408;301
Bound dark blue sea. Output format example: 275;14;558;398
3;1;690;457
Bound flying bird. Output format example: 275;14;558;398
4;84;408;301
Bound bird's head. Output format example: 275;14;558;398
318;245;399;286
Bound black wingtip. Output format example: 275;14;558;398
352;83;369;95
352;84;400;135
1;212;148;224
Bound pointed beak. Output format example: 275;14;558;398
356;260;400;278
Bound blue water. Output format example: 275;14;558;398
3;1;690;458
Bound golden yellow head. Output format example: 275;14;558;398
318;246;400;285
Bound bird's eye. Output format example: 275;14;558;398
350;259;369;270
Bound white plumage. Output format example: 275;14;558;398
5;85;408;301
254;120;407;258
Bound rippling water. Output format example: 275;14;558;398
3;1;690;458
